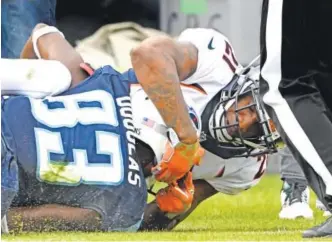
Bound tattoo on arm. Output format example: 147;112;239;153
131;36;199;143
172;42;198;81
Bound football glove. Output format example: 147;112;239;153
156;172;195;214
152;138;204;184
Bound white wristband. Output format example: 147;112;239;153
32;26;65;59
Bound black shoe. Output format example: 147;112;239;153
302;216;332;238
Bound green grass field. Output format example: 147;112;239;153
2;175;331;241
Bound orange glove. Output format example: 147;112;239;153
156;172;195;214
152;139;204;184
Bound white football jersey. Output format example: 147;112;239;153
178;28;242;114
192;150;267;194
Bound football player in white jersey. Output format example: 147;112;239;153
129;28;281;230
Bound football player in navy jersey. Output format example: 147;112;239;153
1;23;204;232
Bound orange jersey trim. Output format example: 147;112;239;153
130;83;207;95
180;83;207;95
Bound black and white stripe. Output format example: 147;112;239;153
260;0;332;196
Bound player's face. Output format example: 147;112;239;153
225;95;276;139
225;95;257;138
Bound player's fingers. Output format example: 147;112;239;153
171;198;186;212
162;142;175;161
197;147;205;157
156;184;192;213
151;161;167;174
155;170;172;183
193;147;205;165
158;199;181;213
170;185;193;203
152;162;169;179
184;172;194;188
154;167;180;183
157;193;184;213
186;171;193;181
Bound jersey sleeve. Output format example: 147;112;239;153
177;28;241;88
122;68;139;84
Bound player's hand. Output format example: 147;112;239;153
156;172;195;214
152;139;204;184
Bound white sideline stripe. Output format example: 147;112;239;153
261;0;332;195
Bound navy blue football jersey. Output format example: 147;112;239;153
2;66;146;231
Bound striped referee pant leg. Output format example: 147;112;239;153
260;0;332;210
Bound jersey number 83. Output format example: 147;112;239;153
29;90;124;186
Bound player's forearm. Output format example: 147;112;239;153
7;205;102;232
21;23;88;87
131;42;197;144
20;35;37;59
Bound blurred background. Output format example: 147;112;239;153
56;0;262;65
